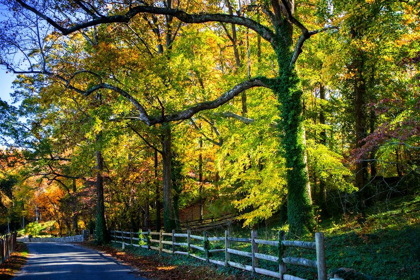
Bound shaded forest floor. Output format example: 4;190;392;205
0;242;28;280
321;194;420;280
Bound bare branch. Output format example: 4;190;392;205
65;78;268;126
128;124;163;154
281;0;309;35
289;26;338;67
148;78;269;124
190;118;223;146
14;2;276;44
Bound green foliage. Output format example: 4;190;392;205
22;221;56;236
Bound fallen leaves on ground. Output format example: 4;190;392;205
0;242;28;280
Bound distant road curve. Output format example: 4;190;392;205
13;242;147;280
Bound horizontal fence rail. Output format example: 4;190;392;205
0;232;17;264
110;229;327;280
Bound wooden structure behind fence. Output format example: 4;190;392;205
0;233;17;264
110;229;327;280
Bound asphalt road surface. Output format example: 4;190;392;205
13;242;147;280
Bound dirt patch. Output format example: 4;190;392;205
82;243;253;280
0;242;28;280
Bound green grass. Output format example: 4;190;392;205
185;194;420;279
320;194;420;280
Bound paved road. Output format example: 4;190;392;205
13;242;147;280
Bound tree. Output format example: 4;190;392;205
0;0;340;235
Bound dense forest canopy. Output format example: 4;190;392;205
0;0;418;241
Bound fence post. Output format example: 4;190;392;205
204;231;209;263
121;231;125;250
316;232;327;280
159;229;163;254
172;230;176;254
187;230;191;257
225;230;230;267
251;230;258;274
279;231;286;279
138;229;144;248
147;229;151;250
130;231;133;247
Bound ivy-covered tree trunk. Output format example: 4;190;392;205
275;71;313;236
270;17;314;236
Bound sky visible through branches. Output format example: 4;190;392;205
0;69;14;102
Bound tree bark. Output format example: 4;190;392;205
369;108;378;178
72;178;79;234
144;183;150;229
276;0;314;236
353;50;368;214
95;133;108;244
319;85;328;217
199;136;204;222
162;124;175;231
154;150;161;231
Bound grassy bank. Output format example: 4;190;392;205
92;194;420;280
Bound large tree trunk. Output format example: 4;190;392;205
277;69;313;236
162;124;175;231
274;1;313;236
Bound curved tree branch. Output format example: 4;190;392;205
14;1;276;44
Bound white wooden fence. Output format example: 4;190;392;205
110;229;327;280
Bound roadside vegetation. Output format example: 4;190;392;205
0;242;28;280
85;194;420;280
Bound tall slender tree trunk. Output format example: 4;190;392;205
95;133;108;243
154;150;161;231
162;124;175;231
72;178;79;234
198;136;204;222
319;85;329;217
353;50;368;214
369;109;378;178
144;183;150;229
